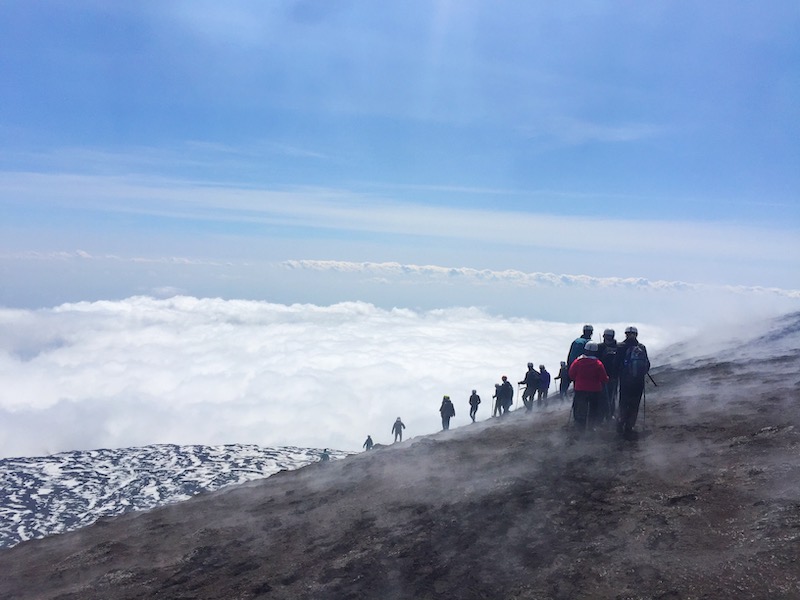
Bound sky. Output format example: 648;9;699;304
0;2;798;457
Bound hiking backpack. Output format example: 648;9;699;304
623;344;648;379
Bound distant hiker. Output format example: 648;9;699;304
363;435;374;451
568;342;609;432
320;448;330;462
615;326;651;438
554;361;569;402
518;363;541;412
499;375;514;414
537;365;551;408
468;389;481;422
440;395;456;430
492;384;502;417
598;328;620;422
392;417;406;442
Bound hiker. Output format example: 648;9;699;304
615;326;651;438
440;395;456;430
565;325;594;391
320;448;330;462
468;389;481;422
518;363;541;412
500;375;514;414
598;328;620;422
392;417;406;442
492;384;502;417
537;365;551;408
568;342;609;432
554;361;569;402
363;435;374;451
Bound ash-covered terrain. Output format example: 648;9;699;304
0;313;798;599
0;444;349;549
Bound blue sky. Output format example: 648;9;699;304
1;1;798;313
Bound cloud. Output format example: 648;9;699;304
526;117;665;146
3;171;798;267
284;260;800;299
0;296;675;459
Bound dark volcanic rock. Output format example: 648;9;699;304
1;338;799;599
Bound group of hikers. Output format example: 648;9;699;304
361;324;651;450
564;324;651;438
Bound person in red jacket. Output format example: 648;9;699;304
568;342;609;432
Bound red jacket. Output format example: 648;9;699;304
568;356;609;392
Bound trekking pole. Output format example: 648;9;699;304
642;386;647;433
647;373;658;386
585;398;590;432
566;394;574;426
516;384;520;410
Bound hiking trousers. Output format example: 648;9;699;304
618;379;645;432
572;390;603;431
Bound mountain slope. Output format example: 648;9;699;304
1;319;799;599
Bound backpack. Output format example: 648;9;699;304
601;345;618;373
568;337;589;366
623;344;648;379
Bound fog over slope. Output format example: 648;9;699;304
0;312;798;599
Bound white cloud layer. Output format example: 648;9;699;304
0;297;675;459
284;259;800;299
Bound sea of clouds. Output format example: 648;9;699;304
0;296;677;458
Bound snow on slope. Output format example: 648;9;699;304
0;443;350;548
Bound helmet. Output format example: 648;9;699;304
603;328;615;337
624;326;638;335
443;395;450;400
471;389;476;394
585;342;599;355
560;361;566;366
539;364;545;369
501;375;507;381
583;324;594;333
527;362;533;368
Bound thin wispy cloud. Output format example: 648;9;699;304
526;117;666;146
2;172;797;266
283;260;800;299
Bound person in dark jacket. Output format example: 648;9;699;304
362;435;374;451
537;365;551;408
392;417;406;442
518;363;541;412
565;325;594;390
492;384;502;417
615;326;651;438
468;390;481;422
499;376;514;415
554;361;569;402
568;342;609;432
439;395;456;430
598;328;620;422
